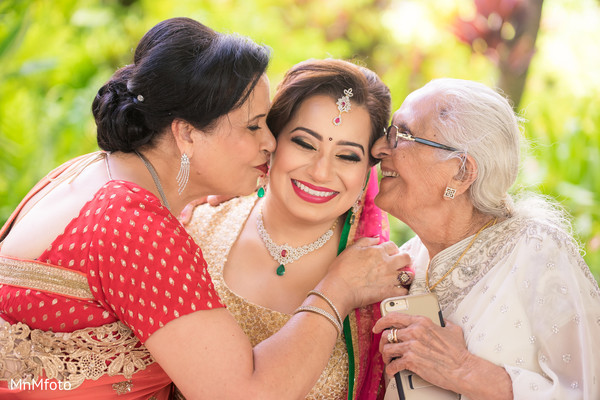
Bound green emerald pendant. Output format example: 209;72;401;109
276;264;285;276
257;187;265;198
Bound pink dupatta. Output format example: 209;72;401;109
340;166;390;400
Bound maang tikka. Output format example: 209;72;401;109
176;153;190;195
333;88;353;126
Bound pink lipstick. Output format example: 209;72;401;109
291;179;339;204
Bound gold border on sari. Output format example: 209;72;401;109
0;256;93;300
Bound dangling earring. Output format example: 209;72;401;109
176;153;190;195
349;199;361;225
349;190;364;225
443;186;456;199
257;173;268;198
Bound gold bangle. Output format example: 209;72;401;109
307;290;343;327
294;305;342;338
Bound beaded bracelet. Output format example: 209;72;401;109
294;305;342;338
307;290;343;327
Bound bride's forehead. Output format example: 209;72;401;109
292;98;370;138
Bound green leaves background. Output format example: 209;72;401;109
1;0;598;280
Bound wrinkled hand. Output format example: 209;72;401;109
323;238;412;314
178;195;234;225
373;313;470;393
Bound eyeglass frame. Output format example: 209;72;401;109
384;124;460;152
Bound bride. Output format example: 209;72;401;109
186;59;411;400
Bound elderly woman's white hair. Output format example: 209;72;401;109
423;78;572;234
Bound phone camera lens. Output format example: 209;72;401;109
389;301;395;307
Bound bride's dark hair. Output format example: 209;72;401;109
267;59;391;166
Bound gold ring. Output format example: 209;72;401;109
397;271;411;286
387;328;399;343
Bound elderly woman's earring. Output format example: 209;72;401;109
176;153;190;195
443;186;456;199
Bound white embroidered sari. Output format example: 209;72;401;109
405;216;600;399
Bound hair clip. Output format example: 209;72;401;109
332;88;353;126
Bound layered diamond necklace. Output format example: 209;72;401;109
256;205;338;276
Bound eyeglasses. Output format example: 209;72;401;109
384;124;459;152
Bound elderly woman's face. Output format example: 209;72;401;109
371;89;459;223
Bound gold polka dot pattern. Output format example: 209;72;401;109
0;181;224;342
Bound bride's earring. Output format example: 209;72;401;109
349;191;363;225
257;174;268;198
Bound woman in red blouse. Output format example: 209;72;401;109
0;17;410;399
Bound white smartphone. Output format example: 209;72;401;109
380;293;445;325
380;293;460;400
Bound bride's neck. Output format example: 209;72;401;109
258;195;342;247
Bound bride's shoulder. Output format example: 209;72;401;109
186;195;257;239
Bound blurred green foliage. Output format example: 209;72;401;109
1;0;598;281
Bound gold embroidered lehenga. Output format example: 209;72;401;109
186;167;389;400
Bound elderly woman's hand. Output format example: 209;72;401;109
373;313;514;400
374;313;468;390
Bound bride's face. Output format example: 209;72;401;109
268;94;371;224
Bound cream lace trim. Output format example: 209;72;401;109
0;321;155;389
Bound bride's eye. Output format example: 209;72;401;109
337;153;361;163
291;137;316;151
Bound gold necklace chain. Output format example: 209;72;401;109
135;150;171;212
426;217;498;292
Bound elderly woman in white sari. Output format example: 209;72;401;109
372;78;600;399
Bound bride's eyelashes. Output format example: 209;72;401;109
290;136;362;163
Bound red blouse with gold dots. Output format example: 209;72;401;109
0;181;224;343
